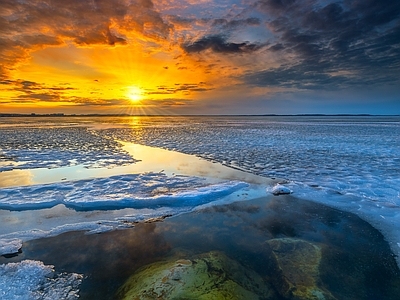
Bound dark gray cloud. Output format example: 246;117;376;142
212;17;261;30
242;0;400;90
181;35;264;53
166;15;197;27
243;65;349;90
257;0;297;14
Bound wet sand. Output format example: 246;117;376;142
2;195;399;299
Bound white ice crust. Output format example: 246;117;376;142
0;238;22;256
0;173;247;211
0;260;82;300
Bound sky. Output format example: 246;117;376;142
0;0;399;115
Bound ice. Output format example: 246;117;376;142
0;260;82;300
0;238;22;256
0;221;127;243
270;184;292;195
100;117;399;204
0;126;136;172
0;173;247;211
0;172;256;245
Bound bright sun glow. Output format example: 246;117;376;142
126;86;144;102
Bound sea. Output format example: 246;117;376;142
0;115;399;299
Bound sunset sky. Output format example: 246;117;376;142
1;0;399;115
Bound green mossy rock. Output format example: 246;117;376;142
265;238;336;300
117;251;276;300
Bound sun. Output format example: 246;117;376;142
126;86;144;102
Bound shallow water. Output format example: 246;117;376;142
2;195;399;299
0;141;272;245
0;142;270;188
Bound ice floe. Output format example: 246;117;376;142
270;184;292;195
0;173;247;211
0;260;82;300
0;238;22;256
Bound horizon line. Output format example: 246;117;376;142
1;113;399;117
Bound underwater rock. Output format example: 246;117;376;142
117;251;276;300
265;238;336;300
271;185;292;195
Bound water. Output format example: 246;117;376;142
3;196;399;299
0;115;399;299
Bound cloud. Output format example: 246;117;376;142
0;0;171;78
256;0;297;15
145;82;213;95
166;15;197;28
15;93;61;102
66;97;128;106
211;17;261;30
141;98;194;107
181;35;264;53
243;0;400;90
242;65;348;90
0;79;77;103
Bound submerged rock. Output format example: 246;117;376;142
265;238;336;300
117;251;276;300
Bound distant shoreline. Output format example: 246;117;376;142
1;113;399;117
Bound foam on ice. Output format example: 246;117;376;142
0;260;82;300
